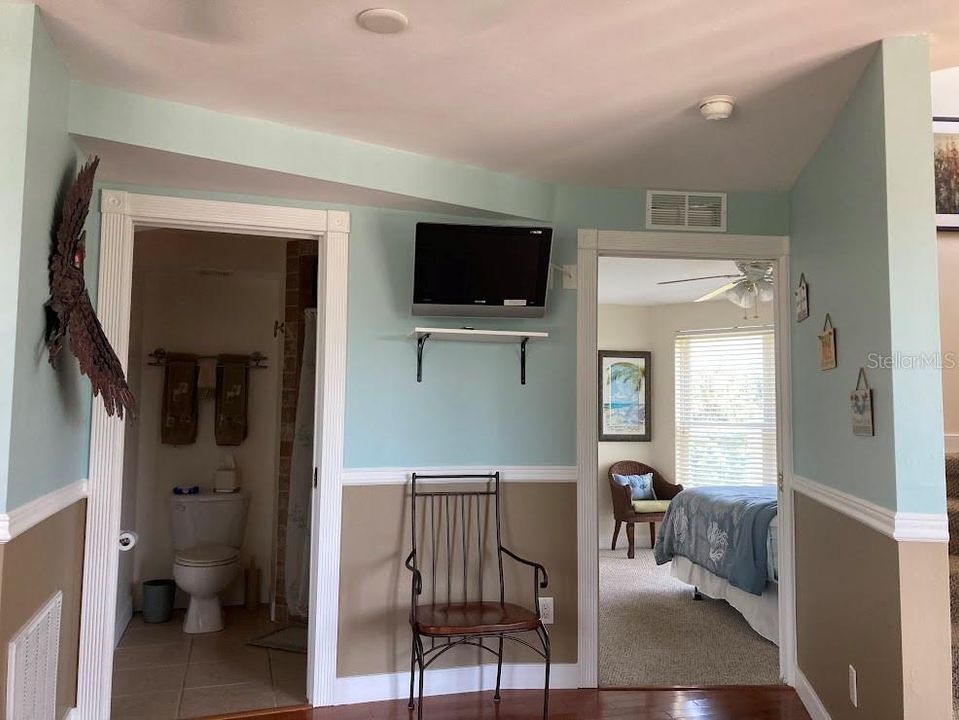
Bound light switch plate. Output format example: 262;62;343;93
848;664;858;707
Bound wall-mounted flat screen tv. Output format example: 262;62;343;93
412;223;553;318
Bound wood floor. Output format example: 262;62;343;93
205;687;811;720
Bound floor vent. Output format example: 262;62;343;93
646;190;726;232
6;592;62;720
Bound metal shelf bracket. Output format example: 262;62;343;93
416;332;431;383
521;337;529;385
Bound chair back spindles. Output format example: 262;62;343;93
409;473;501;616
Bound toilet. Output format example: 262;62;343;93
171;491;249;634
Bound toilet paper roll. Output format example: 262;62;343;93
118;531;138;552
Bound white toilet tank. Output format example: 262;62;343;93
170;492;249;551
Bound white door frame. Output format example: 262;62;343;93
75;190;349;719
575;229;796;688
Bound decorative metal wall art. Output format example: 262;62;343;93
47;157;136;419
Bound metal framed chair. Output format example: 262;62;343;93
405;472;550;719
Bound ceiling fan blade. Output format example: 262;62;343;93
656;274;741;286
695;281;739;303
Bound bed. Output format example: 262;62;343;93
654;485;780;645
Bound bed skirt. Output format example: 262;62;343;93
671;555;779;646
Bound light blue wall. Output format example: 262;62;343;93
0;6;82;512
68;82;556;222
881;38;945;514
5;7;84;511
790;38;944;514
0;4;35;512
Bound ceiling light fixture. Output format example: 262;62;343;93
699;95;736;121
356;8;409;34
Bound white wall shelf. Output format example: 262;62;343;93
411;327;549;384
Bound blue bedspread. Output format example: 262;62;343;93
653;485;777;595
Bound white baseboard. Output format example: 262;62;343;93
794;667;831;720
792;474;947;543
0;479;89;543
333;662;578;705
341;466;577;485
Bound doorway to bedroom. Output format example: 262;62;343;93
596;255;782;687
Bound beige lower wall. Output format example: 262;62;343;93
337;482;576;677
0;500;86;720
795;493;952;720
898;540;952;718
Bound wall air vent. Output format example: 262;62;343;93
6;592;61;720
646;190;726;232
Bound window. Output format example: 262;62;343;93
674;327;777;487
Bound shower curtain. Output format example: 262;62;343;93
286;309;316;618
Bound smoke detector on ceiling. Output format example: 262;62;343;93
356;8;409;34
699;95;736;121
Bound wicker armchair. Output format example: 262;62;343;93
608;461;683;558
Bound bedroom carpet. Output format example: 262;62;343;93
599;548;781;687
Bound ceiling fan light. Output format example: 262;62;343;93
756;280;774;302
725;284;755;308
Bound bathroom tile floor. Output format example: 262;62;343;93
112;605;308;719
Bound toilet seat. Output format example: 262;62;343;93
175;544;239;568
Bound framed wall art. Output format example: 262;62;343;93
851;368;875;436
599;350;651;442
795;273;809;322
819;314;837;370
934;117;959;231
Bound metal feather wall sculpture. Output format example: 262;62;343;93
47;157;136;419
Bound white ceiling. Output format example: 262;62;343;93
32;0;959;192
599;257;742;306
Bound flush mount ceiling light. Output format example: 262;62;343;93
699;95;736;121
356;8;409;34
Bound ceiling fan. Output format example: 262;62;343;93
657;261;774;316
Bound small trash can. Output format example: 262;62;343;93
141;579;176;623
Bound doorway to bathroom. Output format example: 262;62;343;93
76;189;350;718
110;227;314;718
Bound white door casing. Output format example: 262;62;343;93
575;229;796;688
76;191;349;719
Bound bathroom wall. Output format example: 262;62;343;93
122;229;285;610
596;298;774;548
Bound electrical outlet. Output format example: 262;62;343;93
539;597;554;624
848;664;858;707
562;265;577;289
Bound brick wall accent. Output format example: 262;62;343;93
274;239;318;622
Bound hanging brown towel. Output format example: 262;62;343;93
216;355;249;446
161;354;199;445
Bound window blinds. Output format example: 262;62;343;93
674;327;777;487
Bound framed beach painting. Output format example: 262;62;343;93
934;118;959;231
599;350;651;442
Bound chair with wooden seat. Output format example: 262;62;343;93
405;472;550;719
608;460;683;558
